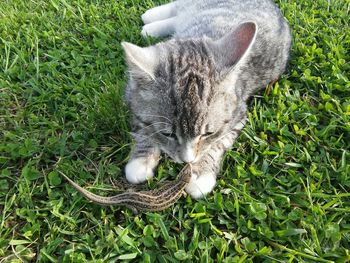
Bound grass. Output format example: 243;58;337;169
0;0;349;262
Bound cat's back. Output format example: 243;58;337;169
174;0;286;39
171;0;291;98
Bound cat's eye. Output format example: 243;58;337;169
201;132;214;138
161;132;177;139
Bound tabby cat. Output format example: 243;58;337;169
122;0;291;198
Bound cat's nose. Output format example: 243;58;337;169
182;148;196;163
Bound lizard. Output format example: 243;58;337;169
58;165;192;214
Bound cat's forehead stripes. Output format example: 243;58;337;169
162;40;217;137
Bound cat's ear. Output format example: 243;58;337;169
122;42;157;79
210;22;257;73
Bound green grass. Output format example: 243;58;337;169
0;0;349;262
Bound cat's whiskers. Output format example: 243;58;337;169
130;121;172;139
212;130;234;145
136;113;172;123
137;121;172;133
133;128;170;142
210;120;245;146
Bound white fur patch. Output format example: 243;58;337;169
233;119;247;130
141;2;176;24
185;172;216;199
222;136;233;149
141;17;176;38
183;145;196;163
125;157;157;184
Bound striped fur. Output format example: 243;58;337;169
123;0;291;198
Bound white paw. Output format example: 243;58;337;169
141;23;159;38
141;24;152;37
141;3;176;24
125;157;156;184
141;11;153;25
141;18;175;38
185;172;216;199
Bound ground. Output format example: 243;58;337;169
0;0;349;262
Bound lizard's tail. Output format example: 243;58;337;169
58;171;121;206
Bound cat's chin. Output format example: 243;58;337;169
164;153;183;164
167;153;201;164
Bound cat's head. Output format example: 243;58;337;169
123;22;256;163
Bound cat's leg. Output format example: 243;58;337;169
125;142;161;184
185;121;246;199
141;2;177;24
141;17;177;38
185;140;229;199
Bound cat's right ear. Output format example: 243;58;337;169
121;42;157;79
210;22;257;74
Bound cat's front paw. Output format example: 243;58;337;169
185;172;216;199
125;157;157;184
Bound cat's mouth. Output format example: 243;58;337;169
181;151;197;163
175;153;200;164
163;153;197;164
160;146;201;164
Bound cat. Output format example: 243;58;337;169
122;0;292;199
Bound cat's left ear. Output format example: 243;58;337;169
209;22;257;74
122;42;157;79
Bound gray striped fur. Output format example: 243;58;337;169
122;0;291;198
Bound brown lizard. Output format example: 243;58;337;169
58;165;192;214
